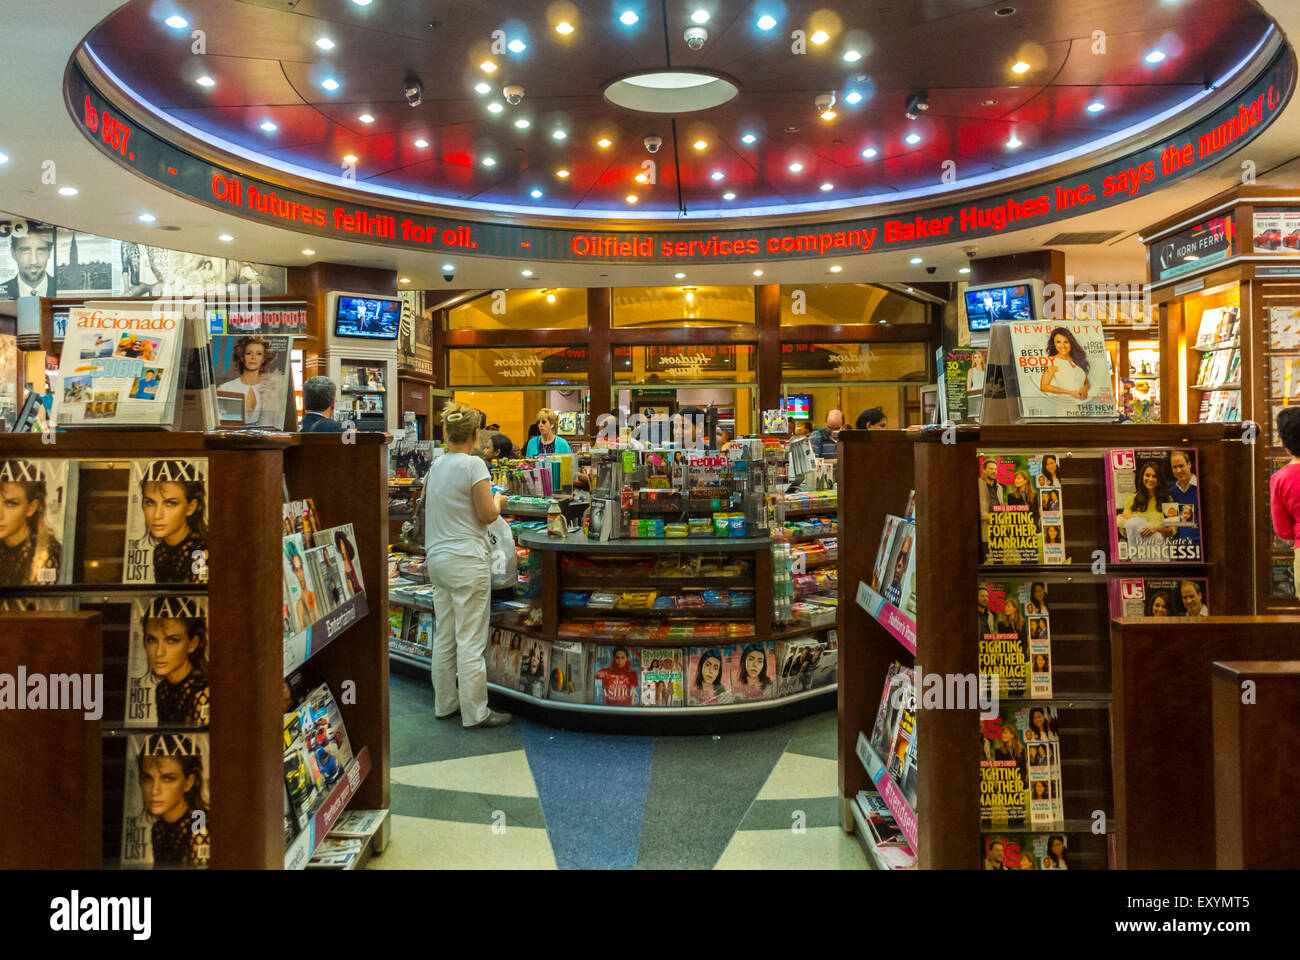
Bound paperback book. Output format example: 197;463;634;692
1106;447;1203;563
1108;577;1210;617
122;458;209;584
686;645;736;705
121;732;211;868
0;457;76;586
640;648;685;706
978;452;1066;564
125;595;209;727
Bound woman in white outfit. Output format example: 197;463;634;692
1038;327;1092;403
424;400;512;728
217;336;279;427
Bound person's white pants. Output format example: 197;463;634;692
426;550;492;727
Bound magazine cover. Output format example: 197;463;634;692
868;663;903;759
56;305;186;426
982;835;1066;870
489;628;525;688
299;683;356;788
731;640;776;701
978;452;1065;564
549;639;592;704
640;648;685;706
1106;448;1203;563
1027;613;1052;699
386;606;405;647
887;689;916;784
121;732;211;868
0;458;76;586
211;334;291;429
1108;577;1211;617
594;644;641;705
125;596;209;727
517;637;552;699
980;708;1029;824
686;645;735;705
316;524;365;597
900;730;918;811
1002;319;1117;419
283;534;320;631
977;580;1032;699
122;458;209;584
283;709;319;828
305;544;344;616
776;635;819;698
868;516;907;594
879;520;916;610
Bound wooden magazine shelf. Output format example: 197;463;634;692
837;423;1253;870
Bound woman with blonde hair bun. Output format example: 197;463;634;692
423;400;512;728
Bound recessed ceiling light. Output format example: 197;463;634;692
1011;60;1030;74
626;194;638;203
441;263;455;272
546;292;557;303
138;213;156;223
0;151;8;164
909;257;923;264
58;186;78;196
1006;134;1022;149
196;75;215;87
981;98;999;106
741;133;757;144
844;91;862;105
722;191;736;200
302;248;316;256
320;77;340;91
620;11;639;25
165;15;188;29
904;132;921;145
530;188;543;198
820;110;837;121
474;82;491;95
635;172;648;183
788;161;803;173
556;168;570;178
753;269;764;277
350;0;371;5
810;30;829;45
994;6;1016;15
552;130;567;141
515;118;531;129
555;21;575;35
316;38;335;50
260;121;278;132
820;182;833;191
507;39;526;53
710;170;724;181
757;15;777;30
959;267;971;274
861;146;877;158
597;137;612;148
218;233;233;242
691;10;710;24
693;139;708;151
1145;49;1166;64
480;60;498;72
343;153;358;163
842;50;861;62
675;272;686;279
482;156;497;167
1086;101;1105;113
414;138;429;148
487;102;504;113
358;113;375;124
522;269;534;277
399;277;411;284
829;265;842;273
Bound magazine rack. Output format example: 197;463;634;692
0;430;389;869
837;423;1253;869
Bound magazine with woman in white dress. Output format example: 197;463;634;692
213;335;289;428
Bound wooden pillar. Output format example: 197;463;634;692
430;307;447;390
588;287;612;429
756;283;781;413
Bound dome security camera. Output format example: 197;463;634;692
684;26;707;50
404;75;423;107
925;266;937;275
442;265;456;282
644;135;662;154
503;84;524;106
815;93;836;114
964;246;978;258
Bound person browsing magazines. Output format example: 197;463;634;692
524;408;572;457
424;400;512;729
1270;406;1300;594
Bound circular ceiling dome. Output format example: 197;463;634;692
604;71;740;113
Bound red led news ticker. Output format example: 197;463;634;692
69;51;1294;266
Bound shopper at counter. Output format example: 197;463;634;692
425;400;512;729
299;376;345;433
524;408;572;456
1271;406;1300;594
810;409;844;459
855;407;888;430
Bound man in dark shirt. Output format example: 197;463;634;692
810;409;844;460
300;376;345;433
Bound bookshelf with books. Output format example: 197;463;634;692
837;423;1252;869
0;431;389;869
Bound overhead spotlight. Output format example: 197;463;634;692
909;257;923;264
553;129;568;140
522;269;534;277
218;233;234;242
399;277;411;284
556;168;570;178
675;272;686;279
302;248;316;256
260;121;278;132
555;21;575;35
480;60;498;72
597;137;612;148
514;118;531;129
626;194;639;203
1086;101;1106;113
861;147;877;158
482;156;497;167
635;172;648;183
359;113;375;123
691;10;709;24
474;82;491;95
546;290;557;303
321;77;340;91
1145;49;1166;64
757;15;777;30
57;186;78;196
788;161;803;173
693;139;708;151
904;132;921;145
753;269;764;276
810;29;829;45
165;15;188;29
487;102;504;113
414;138;429;148
530;188;543;198
1006;134;1022;149
138;213;156;223
196;75;215;87
741;133;757;144
0;152;8;164
820;182;833;191
828;265;842;273
842;50;861;62
1011;60;1030;74
620;11;639;25
844;91;862;105
958;267;971;274
316;37;335;50
507;39;526;53
404;76;423;106
343;154;358;163
710;170;724;181
503;84;525;105
905;92;929;120
722;192;736;200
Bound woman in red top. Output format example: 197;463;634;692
1271;407;1300;596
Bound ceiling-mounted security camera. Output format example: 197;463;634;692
905;91;929;120
503;84;524;106
644;135;662;154
442;263;456;282
964;245;978;258
684;26;707;50
404;74;423;107
815;93;836;113
925;266;937;275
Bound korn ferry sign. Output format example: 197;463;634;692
68;50;1293;267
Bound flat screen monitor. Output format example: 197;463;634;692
964;283;1035;331
784;394;812;420
333;294;401;340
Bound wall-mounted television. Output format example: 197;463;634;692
963;283;1035;331
331;293;402;340
784;393;812;420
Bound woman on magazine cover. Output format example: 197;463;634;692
1024;707;1057;742
1145;588;1174;616
138;461;208;583
520;641;547;698
734;643;772;699
285;542;318;628
217;336;281;427
1044;836;1068;869
1119;460;1176;554
1038;327;1092;403
1039;454;1063;488
1025;581;1050;616
1006;469;1038;508
0;463;61;586
140;598;210;726
136;733;210;867
690;648;732;705
333;530;363;596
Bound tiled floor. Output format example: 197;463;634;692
368;670;868;870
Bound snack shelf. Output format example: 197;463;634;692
561;606;755;620
561;576;749;590
285;746;373;870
